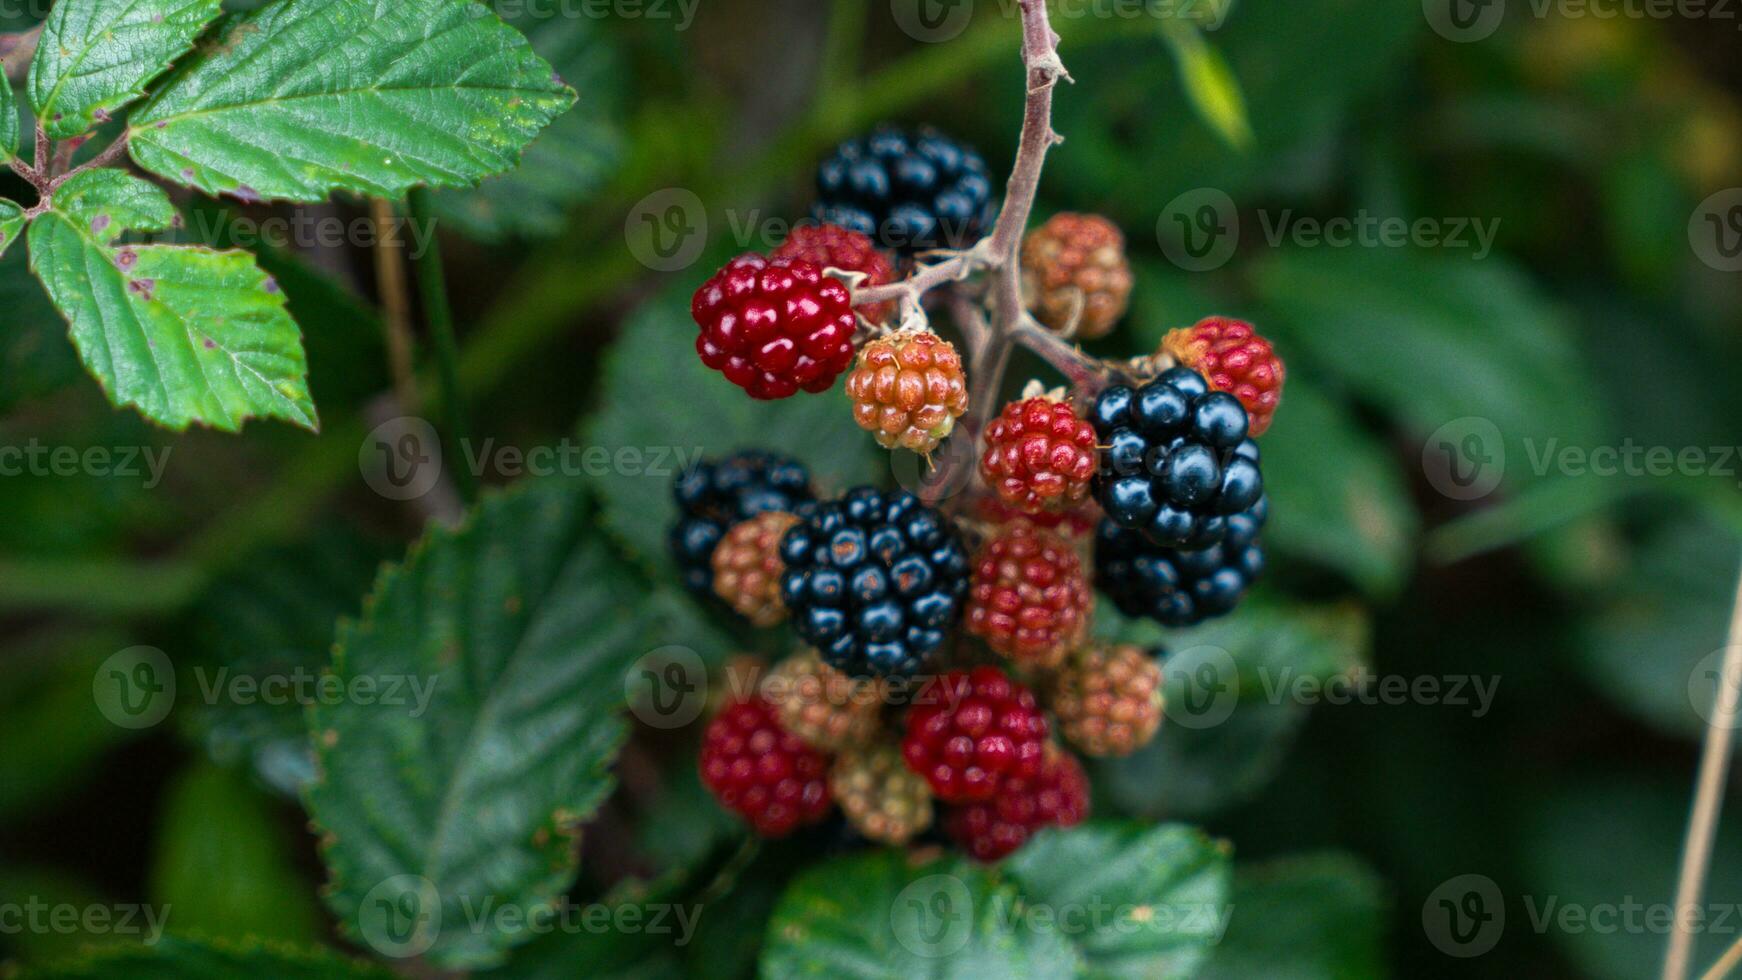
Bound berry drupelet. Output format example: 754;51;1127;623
692;254;858;399
779;488;971;678
1091;366;1264;550
813;126;996;254
669;451;813;596
1095;494;1267;627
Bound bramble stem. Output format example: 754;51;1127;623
408;187;477;506
1664;556;1742;980
371;198;420;411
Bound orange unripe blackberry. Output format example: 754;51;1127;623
1051;644;1164;757
712;511;801;626
1021;213;1134;339
845;330;969;454
760;649;885;752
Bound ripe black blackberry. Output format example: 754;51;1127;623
1095;495;1267;627
669;452;814;595
1091;366;1265;550
813;126;996;254
779;487;970;678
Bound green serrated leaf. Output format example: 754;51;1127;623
306;479;672;969
28;168;317;432
17;935;394;979
0;196;23;259
760;849;1083;979
1198;853;1386;980
127;0;577;203
430;5;621;241
147;762;323;944
0;67;18;159
583;287;881;572
28;0;223;140
1004;822;1232;980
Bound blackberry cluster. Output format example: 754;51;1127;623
1095;495;1267;627
778;487;970;678
1091;367;1264;550
669;452;813;595
814;126;996;254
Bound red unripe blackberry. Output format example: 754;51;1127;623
979;396;1099;514
1021;213;1134;339
965;524;1092;668
712;511;801;626
1161;317;1286;436
944;745;1090;862
692;254;857;400
700;697;833;837
1051;644;1164;757
975;496;1101;538
772;223;898;325
901;666;1047;803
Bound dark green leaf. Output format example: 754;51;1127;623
1260;377;1417;597
306;480;669;968
147;762;323;943
0;196;23;259
0;67;17;157
17;935;393;979
128;0;577;203
760;849;1082;978
1094;601;1368;817
1198;853;1386;980
27;168;317;431
582;288;880;572
1005;821;1233;980
28;0;223;140
183;528;386;795
1252;248;1604;488
1575;516;1742;738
